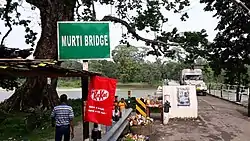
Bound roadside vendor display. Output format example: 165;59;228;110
123;133;150;141
146;98;163;120
128;114;153;126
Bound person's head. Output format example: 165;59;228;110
128;91;131;97
93;123;98;128
121;98;125;102
60;94;68;103
115;96;118;100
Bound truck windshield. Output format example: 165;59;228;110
184;75;202;80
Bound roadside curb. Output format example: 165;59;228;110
207;93;248;108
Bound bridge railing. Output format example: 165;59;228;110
100;108;133;141
207;83;249;107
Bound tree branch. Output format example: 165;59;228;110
76;0;81;19
25;0;43;8
1;0;12;46
101;15;180;47
233;0;250;17
75;2;180;56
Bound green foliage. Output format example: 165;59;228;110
0;99;82;140
61;61;83;71
1;0;193;59
89;60;118;78
0;1;37;46
112;45;147;82
57;61;83;88
68;98;82;117
200;0;250;85
57;79;81;88
0;111;53;140
0;0;193;57
87;45;220;84
1;0;249;88
0;76;19;90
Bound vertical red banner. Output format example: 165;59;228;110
85;76;117;126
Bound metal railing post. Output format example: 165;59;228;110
208;84;211;94
248;87;250;117
239;86;242;102
220;85;223;98
247;87;249;96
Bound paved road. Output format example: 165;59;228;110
47;122;96;141
149;95;250;141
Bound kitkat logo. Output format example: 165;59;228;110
90;89;109;101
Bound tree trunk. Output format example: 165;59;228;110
1;0;76;111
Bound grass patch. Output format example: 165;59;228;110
57;79;81;88
117;83;157;89
0;99;82;141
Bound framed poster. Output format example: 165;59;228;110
177;87;190;106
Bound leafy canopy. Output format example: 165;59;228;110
0;0;195;89
200;0;250;85
0;0;193;55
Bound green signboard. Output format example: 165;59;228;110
57;22;110;60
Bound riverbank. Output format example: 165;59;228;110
58;79;159;89
0;83;157;92
0;88;157;104
0;82;158;102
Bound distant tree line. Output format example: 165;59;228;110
59;42;250;86
60;45;223;85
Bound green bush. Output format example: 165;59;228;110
57;79;81;88
68;98;82;117
0;99;82;140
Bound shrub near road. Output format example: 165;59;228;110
0;99;82;141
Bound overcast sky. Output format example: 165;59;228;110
0;0;219;61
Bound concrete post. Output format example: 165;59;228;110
248;87;250;117
220;85;223;98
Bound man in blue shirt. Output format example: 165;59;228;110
51;94;74;141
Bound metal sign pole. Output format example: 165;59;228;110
82;60;89;141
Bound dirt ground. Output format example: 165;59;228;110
145;96;250;141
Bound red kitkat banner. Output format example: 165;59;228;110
85;76;117;126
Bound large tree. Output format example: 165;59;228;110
0;0;192;111
112;45;147;83
200;0;250;101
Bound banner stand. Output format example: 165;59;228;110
83;66;117;140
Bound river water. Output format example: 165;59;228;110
0;81;182;102
0;88;157;102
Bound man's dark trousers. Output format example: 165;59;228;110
55;125;70;141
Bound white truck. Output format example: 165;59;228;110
180;69;207;96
